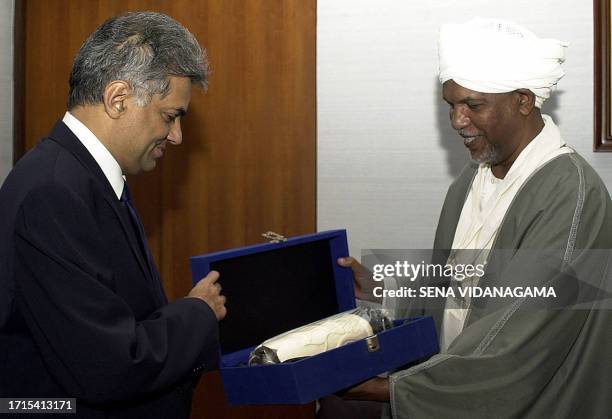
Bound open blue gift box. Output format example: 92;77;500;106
190;230;438;405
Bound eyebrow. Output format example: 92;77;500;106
461;96;485;103
443;96;486;105
165;107;187;117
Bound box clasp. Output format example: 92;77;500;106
365;335;380;353
261;231;287;243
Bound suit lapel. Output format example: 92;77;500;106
47;121;161;302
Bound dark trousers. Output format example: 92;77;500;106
317;395;384;419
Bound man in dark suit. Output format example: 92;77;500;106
0;11;226;418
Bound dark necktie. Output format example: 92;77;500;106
119;183;166;302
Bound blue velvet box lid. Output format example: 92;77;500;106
189;230;438;405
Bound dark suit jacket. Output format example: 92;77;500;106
0;121;219;418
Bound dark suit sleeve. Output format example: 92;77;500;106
13;183;219;404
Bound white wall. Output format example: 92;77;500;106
317;0;612;256
0;0;14;183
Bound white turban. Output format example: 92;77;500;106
438;17;568;108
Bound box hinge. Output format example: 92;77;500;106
365;335;380;353
261;231;287;243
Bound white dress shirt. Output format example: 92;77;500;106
440;115;573;351
62;111;124;200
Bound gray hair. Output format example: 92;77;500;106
67;11;208;108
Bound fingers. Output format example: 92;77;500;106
188;271;227;321
217;304;227;320
203;271;222;295
202;270;220;284
193;272;222;293
337;256;356;267
338;257;365;275
214;300;227;321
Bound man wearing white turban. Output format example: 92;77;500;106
330;18;612;419
439;17;568;108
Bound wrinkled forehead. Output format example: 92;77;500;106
442;80;521;108
442;80;488;100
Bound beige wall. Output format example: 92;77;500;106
317;0;612;255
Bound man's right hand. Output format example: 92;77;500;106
188;271;227;320
337;257;382;304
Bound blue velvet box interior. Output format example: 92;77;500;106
189;230;439;405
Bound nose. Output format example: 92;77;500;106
449;106;470;131
167;118;183;145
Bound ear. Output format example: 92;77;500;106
103;80;131;119
515;89;536;116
